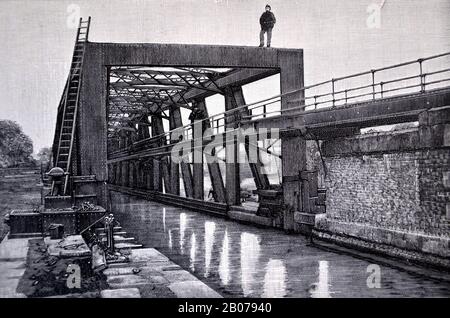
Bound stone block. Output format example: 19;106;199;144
101;288;141;298
44;235;91;258
162;270;198;284
168;281;222;298
106;274;150;288
129;248;169;263
0;237;30;261
103;267;136;276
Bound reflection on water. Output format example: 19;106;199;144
204;221;216;278
111;196;450;298
310;260;331;298
240;232;261;297
162;207;166;232
179;213;187;254
190;233;196;272
168;229;173;250
263;259;287;298
219;229;230;286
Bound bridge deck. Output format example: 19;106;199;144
246;87;450;133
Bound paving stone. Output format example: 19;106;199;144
161;264;183;271
101;288;141;298
0;260;26;279
138;284;177;298
128;248;169;263
146;275;169;285
0;238;30;298
162;269;198;283
103;267;136;276
106;274;152;288
0;286;27;298
134;265;171;276
116;243;143;250
107;261;147;268
0;237;30;260
168;281;222;298
45;235;90;258
46;292;100;298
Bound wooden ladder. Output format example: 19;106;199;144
53;17;91;195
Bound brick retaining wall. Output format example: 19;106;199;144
313;106;450;262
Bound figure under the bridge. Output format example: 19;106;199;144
259;4;276;48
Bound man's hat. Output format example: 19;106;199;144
265;4;271;9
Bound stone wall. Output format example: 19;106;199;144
313;106;450;264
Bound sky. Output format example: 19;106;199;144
0;0;449;154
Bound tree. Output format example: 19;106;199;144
0;120;35;167
37;147;53;171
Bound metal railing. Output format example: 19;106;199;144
245;51;450;120
108;51;450;158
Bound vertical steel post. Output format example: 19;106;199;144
331;79;335;107
418;59;425;92
371;70;376;100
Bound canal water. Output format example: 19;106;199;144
110;193;450;298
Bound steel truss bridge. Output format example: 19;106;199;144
51;18;450;232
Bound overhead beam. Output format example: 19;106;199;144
171;68;279;107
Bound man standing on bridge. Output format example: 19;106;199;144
259;4;276;47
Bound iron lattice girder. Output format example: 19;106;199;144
107;66;233;135
109;94;188;110
109;68;226;95
109;75;223;94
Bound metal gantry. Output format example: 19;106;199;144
107;66;232;140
